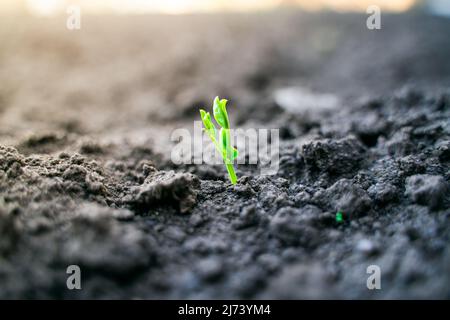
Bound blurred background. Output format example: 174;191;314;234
0;0;449;155
0;0;445;15
1;1;449;301
1;0;450;15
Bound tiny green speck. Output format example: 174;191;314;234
336;211;344;223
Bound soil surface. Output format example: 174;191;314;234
0;11;449;299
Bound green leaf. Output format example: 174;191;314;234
220;128;230;163
200;109;207;120
200;109;216;138
232;147;238;161
213;96;229;129
199;96;238;185
220;128;237;164
220;127;228;150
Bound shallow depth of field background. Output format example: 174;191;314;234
0;0;449;153
0;0;450;300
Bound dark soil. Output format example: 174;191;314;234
0;11;449;299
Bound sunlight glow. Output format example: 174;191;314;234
18;0;418;16
26;0;64;16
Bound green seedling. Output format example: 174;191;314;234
336;211;344;223
199;96;238;185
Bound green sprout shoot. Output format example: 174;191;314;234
199;97;238;185
336;211;344;223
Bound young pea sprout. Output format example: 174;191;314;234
199;97;238;185
336;211;344;223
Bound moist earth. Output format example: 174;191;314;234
0;11;449;299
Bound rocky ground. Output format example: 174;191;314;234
0;11;449;299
